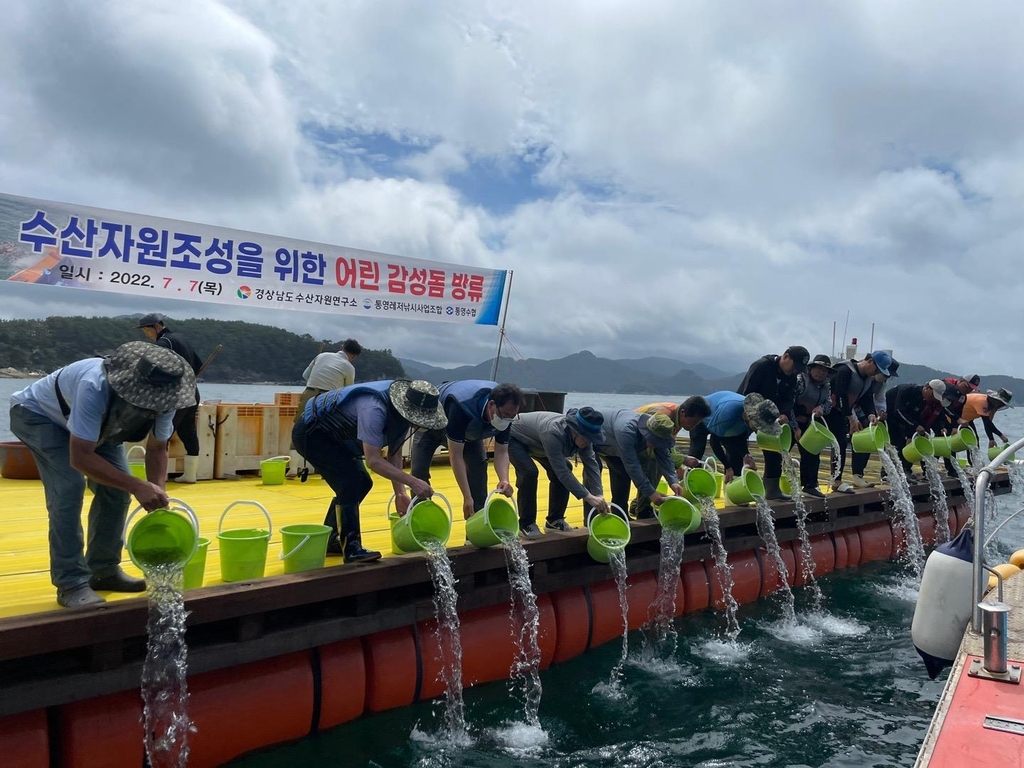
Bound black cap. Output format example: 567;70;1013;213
785;345;811;373
137;313;165;328
888;359;900;378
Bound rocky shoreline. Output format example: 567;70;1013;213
0;367;44;379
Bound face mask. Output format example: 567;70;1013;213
490;415;513;431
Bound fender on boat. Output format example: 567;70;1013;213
0;708;49;768
711;550;761;608
841;528;862;567
757;541;796;594
911;526;975;679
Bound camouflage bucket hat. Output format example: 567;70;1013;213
742;393;781;435
104;341;196;412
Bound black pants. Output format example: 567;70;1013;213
688;422;750;475
597;453;661;514
172;404;199;456
888;421;914;472
292;421;372;542
507;439;571;527
410;428;488;513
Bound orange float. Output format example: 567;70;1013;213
188;652;314;768
59;689;142;768
588;572;658;650
759;541;797;594
318;639;366;730
681;560;710;613
711;549;761;609
833;531;849;570
0;708;48;768
549;587;591;663
535;593;558;669
917;512;937;547
841;528;862;566
363;626;417;712
808;534;836;579
955;504;972;534
859;521;894;563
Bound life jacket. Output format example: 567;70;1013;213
960;392;990;422
438;379;496;424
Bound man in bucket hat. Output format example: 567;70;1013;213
9;342;196;607
292;379;446;563
592;410;684;517
687;391;781;484
508;407;611;538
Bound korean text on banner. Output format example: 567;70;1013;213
0;193;508;325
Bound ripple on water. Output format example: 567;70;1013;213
871;577;921;602
697;638;753;665
488;721;550;753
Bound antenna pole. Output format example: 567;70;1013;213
490;270;514;381
831;321;836;359
869;322;875;351
841;310;851;351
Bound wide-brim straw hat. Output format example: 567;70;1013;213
104;341;196;412
388;379;448;431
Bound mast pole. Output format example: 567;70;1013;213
489;270;514;381
869;322;875;351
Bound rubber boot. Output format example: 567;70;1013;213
173;455;199;484
340;503;382;564
764;477;791;501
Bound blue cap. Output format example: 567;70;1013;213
869;350;892;377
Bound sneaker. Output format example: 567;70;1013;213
545;518;574;532
343;543;382;564
850;474;875;489
802;486;826;499
521;523;542;540
57;584;105;608
89;568;146;593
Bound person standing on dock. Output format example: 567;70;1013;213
410;380;522;520
826;351;892;493
686;391;782;483
9;342;195;608
885;379;954;479
632;396;711;518
958;388;1013;451
137;314;204;484
793;355;836;498
292;339;362;438
737;345;809;500
293;379;447;563
592;411;683;518
508;408;611;538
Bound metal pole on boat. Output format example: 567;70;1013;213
489;270;514;382
831;321;836;359
869;323;875;352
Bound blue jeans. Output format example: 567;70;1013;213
9;405;131;592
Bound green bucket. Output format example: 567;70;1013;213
679;467;717;502
798;414;835;455
124;500;200;571
466;492;519;547
703;457;725;498
217;501;272;582
851;422;890;453
182;537;210;589
725;469;766;506
388;494;453;554
949;428;979;453
901;435;934;464
586;504;631;563
989;445;1017;462
931;435;953;458
279;524;331;574
126;445;147;481
654;496;702;533
260;455;290;485
756;423;793;453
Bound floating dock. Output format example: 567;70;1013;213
0;446;1013;768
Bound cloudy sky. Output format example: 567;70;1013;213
1;0;1023;376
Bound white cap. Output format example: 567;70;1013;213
928;379;952;406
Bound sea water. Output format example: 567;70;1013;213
592;548;631;700
922;456;951;544
782;451;825;610
141;564;193;768
880;446;926;579
645;527;687;653
699;497;741;638
753;497;796;624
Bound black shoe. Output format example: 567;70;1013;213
326;534;344;556
802;486;826;499
57;584;105;608
344;542;382;564
89;568;146;593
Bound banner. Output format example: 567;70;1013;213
0;193;508;325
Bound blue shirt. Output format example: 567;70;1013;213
703;391;749;438
11;358;174;442
303;380;409;454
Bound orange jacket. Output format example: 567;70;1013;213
960;392;990;423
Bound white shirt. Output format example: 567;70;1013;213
302;352;355;391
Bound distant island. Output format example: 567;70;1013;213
0;316;1021;397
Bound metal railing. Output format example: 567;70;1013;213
971;439;1024;632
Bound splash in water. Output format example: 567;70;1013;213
700;497;741;638
880;446;925;579
141;564;192;768
1009;460;1024;493
951;456;977;518
645;527;687;653
422;538;468;739
781;451;824;610
921;456;951;544
593;548;631;700
496;531;544;728
752;497;796;624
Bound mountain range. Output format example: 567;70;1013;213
400;352;1024;399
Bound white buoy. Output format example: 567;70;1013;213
912;526;975;678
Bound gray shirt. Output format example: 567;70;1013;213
510;411;603;499
302;352;355;391
592;409;679;498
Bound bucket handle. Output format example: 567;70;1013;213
387;492;454;525
263;455;291;464
484;490;517;523
280;534;311;560
702;456;718;475
123;498;200;552
126;445;146;461
219;500;273;537
586;502;629;531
